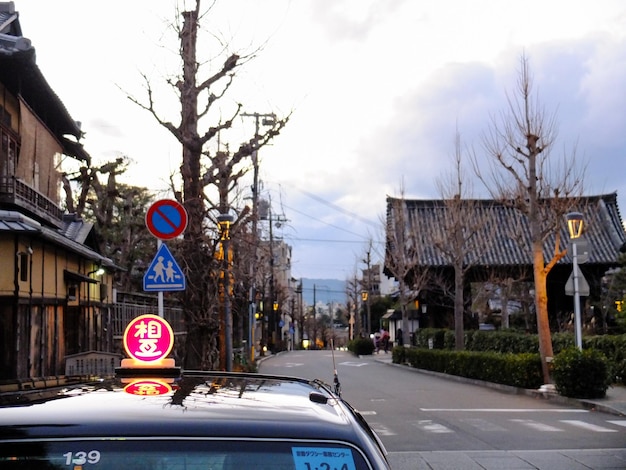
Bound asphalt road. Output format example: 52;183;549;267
259;350;626;469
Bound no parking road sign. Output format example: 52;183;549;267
146;199;188;240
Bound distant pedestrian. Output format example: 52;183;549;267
373;332;381;354
380;328;390;353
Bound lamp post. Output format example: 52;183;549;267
218;213;234;370
567;212;584;351
361;290;370;335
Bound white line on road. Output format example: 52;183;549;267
608;420;626;428
510;419;563;432
412;420;454;433
369;423;396;436
460;418;507;432
560;420;619;432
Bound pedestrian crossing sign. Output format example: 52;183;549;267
143;243;186;291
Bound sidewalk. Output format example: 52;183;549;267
374;354;626;417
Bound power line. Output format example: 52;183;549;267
282;203;371;240
279;182;379;228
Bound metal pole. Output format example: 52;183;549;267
573;242;583;350
157;239;163;317
241;111;275;363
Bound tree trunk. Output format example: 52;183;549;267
454;262;464;350
533;242;553;383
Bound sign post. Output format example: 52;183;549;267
145;199;188;317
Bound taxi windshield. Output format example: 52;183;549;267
0;439;370;470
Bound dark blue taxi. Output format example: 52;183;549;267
0;315;390;469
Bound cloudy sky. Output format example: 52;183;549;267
16;0;626;281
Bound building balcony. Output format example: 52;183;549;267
0;175;63;228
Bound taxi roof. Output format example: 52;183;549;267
0;371;374;445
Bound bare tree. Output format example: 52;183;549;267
62;157;156;292
473;55;585;383
434;130;487;349
126;1;287;369
345;273;363;340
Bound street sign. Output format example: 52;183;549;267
568;238;590;264
143;243;186;291
565;270;590;296
146;199;188;240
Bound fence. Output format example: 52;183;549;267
111;291;186;338
65;351;122;377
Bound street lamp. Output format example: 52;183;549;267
218;213;234;370
361;290;370;335
567;211;584;350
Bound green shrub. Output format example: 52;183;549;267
391;345;407;364
613;359;626;385
552;348;611;399
347;337;375;356
402;348;543;389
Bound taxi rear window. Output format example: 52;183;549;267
0;439;371;469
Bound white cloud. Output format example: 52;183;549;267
14;0;626;279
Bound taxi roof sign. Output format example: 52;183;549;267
123;379;174;396
122;314;175;365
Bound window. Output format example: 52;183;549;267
18;252;28;282
0;439;369;470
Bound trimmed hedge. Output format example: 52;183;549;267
409;328;626;385
399;347;543;389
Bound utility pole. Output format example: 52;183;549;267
241;112;276;362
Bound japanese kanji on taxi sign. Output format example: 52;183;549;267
124;379;173;396
123;314;174;366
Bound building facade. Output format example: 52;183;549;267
0;3;116;380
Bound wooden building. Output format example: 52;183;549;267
385;193;626;332
0;3;116;380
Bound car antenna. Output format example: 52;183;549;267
330;338;341;397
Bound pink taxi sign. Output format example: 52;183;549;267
124;379;173;396
123;314;174;364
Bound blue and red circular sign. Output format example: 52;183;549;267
146;199;188;240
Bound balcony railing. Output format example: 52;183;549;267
0;175;63;226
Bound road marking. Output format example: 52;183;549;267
371;398;386;402
338;361;368;367
413;420;454;433
510;419;563;432
608;420;626;428
282;363;304;368
561;420;619;432
359;411;377;416
420;408;588;413
460;418;507;432
369;423;396;436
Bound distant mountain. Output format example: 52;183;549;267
300;278;346;305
